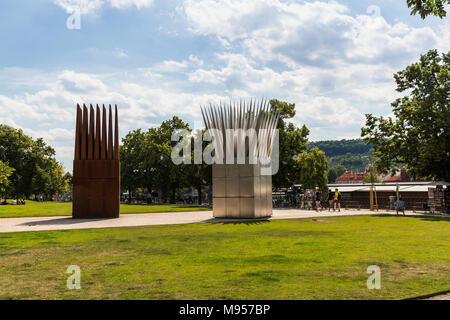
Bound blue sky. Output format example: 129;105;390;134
0;0;448;172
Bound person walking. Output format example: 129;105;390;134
334;188;342;212
314;188;322;212
307;191;313;210
328;189;334;211
394;195;405;216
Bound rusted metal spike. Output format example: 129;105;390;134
108;104;113;160
88;104;94;160
102;104;107;160
81;104;88;160
95;104;101;160
114;104;119;161
74;104;82;161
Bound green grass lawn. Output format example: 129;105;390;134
0;215;449;299
0;201;210;218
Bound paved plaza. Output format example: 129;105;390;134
0;208;442;233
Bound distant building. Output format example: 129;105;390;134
383;168;411;183
335;171;368;184
335;167;414;184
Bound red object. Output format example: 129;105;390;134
72;104;120;219
335;171;368;184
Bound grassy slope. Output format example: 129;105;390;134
0;201;210;218
0;215;449;299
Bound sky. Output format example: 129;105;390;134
0;0;449;172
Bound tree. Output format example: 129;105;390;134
407;0;449;18
152;116;190;203
0;124;68;199
184;130;212;205
120;129;148;203
0;161;14;198
363;165;381;184
361;50;450;181
270;99;310;189
295;147;328;191
328;164;346;183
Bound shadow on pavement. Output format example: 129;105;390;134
201;217;271;225
19;217;114;226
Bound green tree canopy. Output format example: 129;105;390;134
120;116;191;203
407;0;449;18
269;99;310;189
295;147;328;191
0;124;68;199
328;164;346;183
0;160;14;197
361;50;450;181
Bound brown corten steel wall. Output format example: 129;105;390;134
72;104;120;219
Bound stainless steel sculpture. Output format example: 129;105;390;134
201;99;280;219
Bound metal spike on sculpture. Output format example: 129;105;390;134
201;99;280;219
72;104;120;218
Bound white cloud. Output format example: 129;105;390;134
0;68;227;171
182;0;444;68
54;0;154;14
152;55;204;73
153;60;189;73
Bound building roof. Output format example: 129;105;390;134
322;181;449;193
335;171;368;183
383;175;403;182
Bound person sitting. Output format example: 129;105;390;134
394;196;405;216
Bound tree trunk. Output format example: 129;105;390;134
197;184;202;205
444;165;450;182
146;185;152;204
170;186;175;204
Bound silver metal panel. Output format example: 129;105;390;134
226;164;239;178
253;163;261;177
239;176;255;197
213;198;226;218
226;198;240;218
213;164;226;178
226;177;240;197
239;164;253;177
213;177;226;197
239;198;255;218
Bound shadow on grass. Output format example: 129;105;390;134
371;214;450;222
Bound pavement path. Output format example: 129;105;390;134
0;208;445;233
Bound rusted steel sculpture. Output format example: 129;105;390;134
73;104;120;219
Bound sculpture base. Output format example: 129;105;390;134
72;160;120;219
212;164;272;219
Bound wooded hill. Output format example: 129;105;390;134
307;139;373;179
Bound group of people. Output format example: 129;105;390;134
0;199;26;205
294;188;342;212
327;188;342;212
